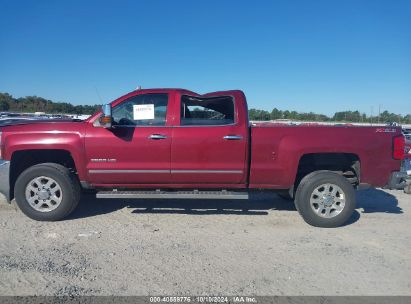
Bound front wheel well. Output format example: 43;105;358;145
294;153;360;191
10;149;78;200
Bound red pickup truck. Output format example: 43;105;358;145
0;89;407;227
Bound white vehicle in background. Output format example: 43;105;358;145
0;112;91;121
34;112;46;116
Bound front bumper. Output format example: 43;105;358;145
0;160;11;202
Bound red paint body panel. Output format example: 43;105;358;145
1;122;88;181
84;125;172;184
84;90;176;184
249;124;401;188
170;90;249;184
0;88;403;191
170;126;247;183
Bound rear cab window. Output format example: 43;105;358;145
180;95;235;126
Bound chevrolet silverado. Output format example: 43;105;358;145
0;89;407;227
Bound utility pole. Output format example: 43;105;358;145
370;106;373;126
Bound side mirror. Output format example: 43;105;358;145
99;104;112;128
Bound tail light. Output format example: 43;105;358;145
393;135;405;160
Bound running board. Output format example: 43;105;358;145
96;189;249;200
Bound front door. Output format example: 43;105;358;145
85;92;172;185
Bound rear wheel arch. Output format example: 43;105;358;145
294;152;361;189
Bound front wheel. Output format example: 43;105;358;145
294;171;356;228
14;163;81;221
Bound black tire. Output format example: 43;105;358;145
294;170;356;228
14;163;81;221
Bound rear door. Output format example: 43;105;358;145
85;92;173;185
170;92;248;184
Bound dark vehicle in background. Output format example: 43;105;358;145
400;127;411;193
403;128;411;141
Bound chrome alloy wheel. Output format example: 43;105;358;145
310;183;346;218
25;176;63;212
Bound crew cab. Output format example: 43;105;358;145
0;89;407;227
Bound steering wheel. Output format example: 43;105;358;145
119;117;135;126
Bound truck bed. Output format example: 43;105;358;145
249;123;402;189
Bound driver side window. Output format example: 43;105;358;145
112;93;168;126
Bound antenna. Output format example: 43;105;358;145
136;85;142;90
94;86;104;104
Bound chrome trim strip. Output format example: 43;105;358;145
89;170;169;174
89;169;243;174
171;170;243;174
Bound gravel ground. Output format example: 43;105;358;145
0;189;410;296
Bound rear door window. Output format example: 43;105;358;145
180;95;235;126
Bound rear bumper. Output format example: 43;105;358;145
0;160;11;202
403;157;411;175
385;171;409;190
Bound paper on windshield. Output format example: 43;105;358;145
133;104;154;120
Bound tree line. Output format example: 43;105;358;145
1;92;410;123
0;92;100;115
249;108;411;124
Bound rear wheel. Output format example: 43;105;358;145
14;163;80;221
294;171;356;227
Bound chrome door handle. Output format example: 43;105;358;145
149;134;168;140
223;135;243;140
